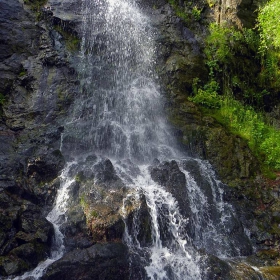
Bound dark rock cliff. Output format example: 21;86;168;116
0;0;77;275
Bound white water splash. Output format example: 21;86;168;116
120;165;202;280
11;162;76;280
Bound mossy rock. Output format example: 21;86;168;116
0;255;29;276
169;98;260;186
23;0;47;11
260;266;280;278
256;249;280;260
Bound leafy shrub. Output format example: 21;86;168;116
190;89;221;109
192;6;202;21
257;0;280;89
258;0;280;50
190;80;221;109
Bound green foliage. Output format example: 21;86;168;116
203;22;280;109
167;0;189;23
191;2;280;175
191;76;280;171
207;0;216;8
258;0;280;50
259;50;280;88
167;0;204;23
205;23;232;65
204;23;257;76
192;6;202;21
257;0;280;89
190;80;221;109
243;28;260;53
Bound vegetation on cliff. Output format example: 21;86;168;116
189;0;280;176
258;0;280;50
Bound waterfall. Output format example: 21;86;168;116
10;0;262;279
64;0;179;162
59;0;253;279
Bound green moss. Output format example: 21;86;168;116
54;25;80;52
75;172;85;183
260;266;280;276
19;70;27;77
257;249;280;260
80;193;87;208
190;89;280;174
0;93;6;105
23;0;47;11
192;6;202;21
167;0;190;23
23;0;47;21
269;223;280;237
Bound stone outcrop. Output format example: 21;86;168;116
42;243;129;280
150;160;191;217
169;99;260;185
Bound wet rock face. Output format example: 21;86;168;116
27;149;65;182
0;0;79;275
73;158;127;243
124;193;153;247
202;254;234;280
42;243;129;280
150;3;208;95
46;156;128;254
48;0;83;32
0;189;54;276
0;0;38;94
150;160;191;217
169;100;260;186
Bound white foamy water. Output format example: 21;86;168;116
11;162;76;280
119;164;202;280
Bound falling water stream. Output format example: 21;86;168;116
10;0;276;279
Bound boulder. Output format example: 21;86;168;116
0;188;54;276
42;243;129;280
150;160;191;217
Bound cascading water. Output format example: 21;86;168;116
65;0;178;162
59;0;254;279
10;0;268;279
